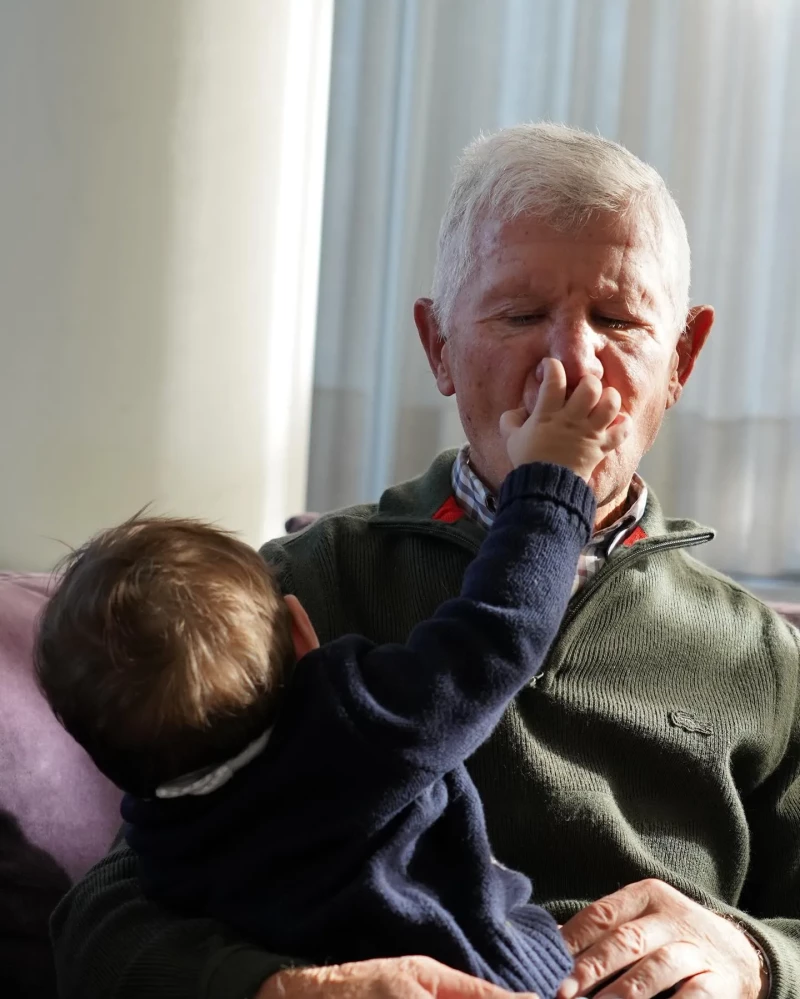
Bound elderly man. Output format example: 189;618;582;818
52;124;799;999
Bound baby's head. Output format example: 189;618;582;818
35;517;311;796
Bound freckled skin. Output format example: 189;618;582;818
416;214;714;529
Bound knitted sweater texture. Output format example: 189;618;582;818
51;451;800;999
123;463;592;997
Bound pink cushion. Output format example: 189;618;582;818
0;570;796;887
771;602;800;630
0;572;121;882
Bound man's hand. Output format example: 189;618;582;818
499;358;630;483
556;879;768;999
256;955;540;999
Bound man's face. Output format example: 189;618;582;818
417;213;713;521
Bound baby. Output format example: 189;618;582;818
36;359;627;999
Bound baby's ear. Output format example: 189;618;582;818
284;594;320;658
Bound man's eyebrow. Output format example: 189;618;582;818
588;284;659;313
476;280;555;305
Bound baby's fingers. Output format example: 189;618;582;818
533;358;568;415
499;407;528;441
588;386;622;430
565;374;603;416
602;412;632;451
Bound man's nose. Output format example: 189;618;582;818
548;321;604;388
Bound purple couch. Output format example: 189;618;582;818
0;566;797;997
770;602;800;630
0;573;122;997
0;573;122;882
1;568;798;875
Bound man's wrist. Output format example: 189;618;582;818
720;914;771;998
253;965;314;999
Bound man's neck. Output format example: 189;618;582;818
594;486;634;532
467;449;635;534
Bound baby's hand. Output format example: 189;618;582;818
499;358;631;482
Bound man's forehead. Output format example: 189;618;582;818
476;212;660;264
472;213;669;309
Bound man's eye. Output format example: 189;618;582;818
597;316;634;331
507;314;545;326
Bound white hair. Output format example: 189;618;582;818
431;122;690;335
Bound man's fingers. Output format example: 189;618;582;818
499;407;528;441
412;957;535;999
561;883;763;999
674;972;723;997
437;976;538;999
592;941;703;999
561;882;666;956
558;914;676;999
263;959;537;999
533;358;567;415
389;981;430;999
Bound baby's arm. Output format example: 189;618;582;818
304;360;628;775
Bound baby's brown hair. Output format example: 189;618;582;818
35;517;295;796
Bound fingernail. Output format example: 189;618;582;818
535;360;545;380
558;979;578;999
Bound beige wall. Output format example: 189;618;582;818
0;0;331;570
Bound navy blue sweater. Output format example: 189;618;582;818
123;463;595;997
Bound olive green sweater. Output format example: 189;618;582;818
51;451;800;998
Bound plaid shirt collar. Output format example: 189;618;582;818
451;444;648;557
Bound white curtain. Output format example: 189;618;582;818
0;0;333;570
308;0;800;578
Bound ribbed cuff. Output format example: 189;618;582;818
202;944;308;999
497;462;596;533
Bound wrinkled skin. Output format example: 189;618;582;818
257;216;765;999
415;213;713;528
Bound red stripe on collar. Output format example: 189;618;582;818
433;495;465;523
623;524;647;547
434;494;645;541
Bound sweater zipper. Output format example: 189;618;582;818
372;520;713;586
374;517;713;688
530;530;714;687
561;531;713;629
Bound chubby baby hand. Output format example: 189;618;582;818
499;358;631;482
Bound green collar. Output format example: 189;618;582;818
370;449;485;549
373;449;459;520
370;449;714;552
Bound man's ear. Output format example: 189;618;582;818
667;305;714;409
284;595;320;659
414;297;455;397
